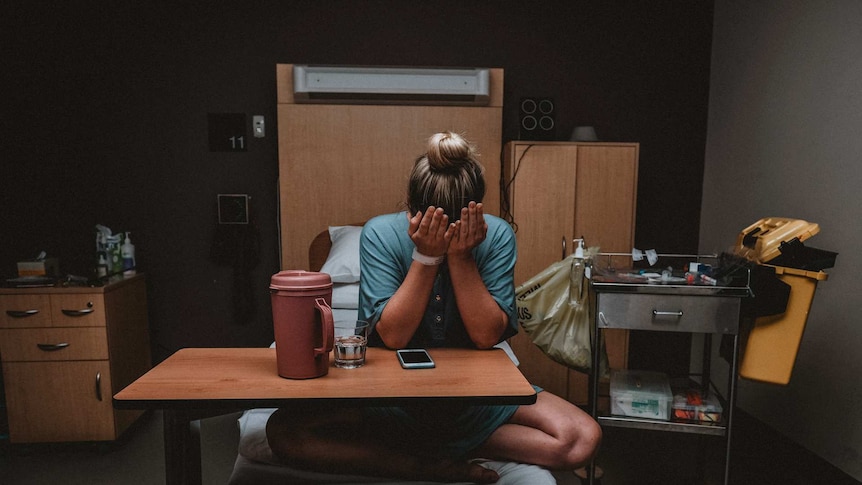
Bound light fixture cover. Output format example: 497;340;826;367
293;65;490;105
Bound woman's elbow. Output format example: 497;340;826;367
472;328;507;349
376;328;409;350
474;339;498;350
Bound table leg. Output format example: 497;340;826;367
163;410;202;485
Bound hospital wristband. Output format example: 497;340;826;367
412;248;446;266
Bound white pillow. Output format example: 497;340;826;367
331;283;359;309
319;226;362;283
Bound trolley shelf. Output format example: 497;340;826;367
598;415;727;436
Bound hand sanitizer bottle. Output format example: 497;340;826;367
121;232;136;276
570;238;586;305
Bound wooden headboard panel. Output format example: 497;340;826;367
277;64;504;270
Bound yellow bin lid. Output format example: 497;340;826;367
736;217;820;264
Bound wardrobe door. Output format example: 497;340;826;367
504;141;638;405
505;143;578;399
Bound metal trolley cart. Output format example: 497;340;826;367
587;265;751;485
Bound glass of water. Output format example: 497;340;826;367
334;320;369;368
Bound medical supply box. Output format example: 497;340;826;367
671;387;723;424
610;370;672;421
734;217;835;385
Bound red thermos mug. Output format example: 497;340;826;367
269;270;334;379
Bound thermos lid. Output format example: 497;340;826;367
270;270;332;291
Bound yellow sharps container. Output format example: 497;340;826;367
735;217;833;385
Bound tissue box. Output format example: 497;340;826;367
17;258;59;277
610;370;672;421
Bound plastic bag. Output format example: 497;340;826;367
515;250;606;374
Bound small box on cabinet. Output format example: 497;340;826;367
17;258;59;277
610;370;672;420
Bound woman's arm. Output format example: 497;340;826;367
374;207;453;349
447;203;509;349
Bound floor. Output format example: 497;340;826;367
0;409;857;485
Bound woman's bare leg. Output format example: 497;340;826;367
471;391;602;469
266;407;500;483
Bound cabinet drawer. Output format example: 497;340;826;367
597;293;740;334
0;328;109;361
0;294;53;327
51;293;105;327
0;293;105;328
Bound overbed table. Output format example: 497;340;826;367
113;347;537;485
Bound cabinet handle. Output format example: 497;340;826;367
652;310;684;317
60;302;93;317
95;372;103;401
37;342;70;351
6;309;39;318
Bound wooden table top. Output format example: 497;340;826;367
113;347;536;409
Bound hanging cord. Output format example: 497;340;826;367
499;143;534;233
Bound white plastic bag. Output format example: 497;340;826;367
515;250;606;374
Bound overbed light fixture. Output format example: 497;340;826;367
293;65;491;105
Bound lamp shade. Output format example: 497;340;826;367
570;126;598;142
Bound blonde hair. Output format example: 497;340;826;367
407;132;486;221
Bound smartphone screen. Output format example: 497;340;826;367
397;349;435;369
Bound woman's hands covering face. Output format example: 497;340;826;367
407;206;453;258
407;202;486;260
447;202;487;260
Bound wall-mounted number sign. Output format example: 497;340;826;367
208;113;247;152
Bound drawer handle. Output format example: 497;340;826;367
95;372;103;401
6;309;39;318
653;310;684;317
61;308;94;317
37;342;70;352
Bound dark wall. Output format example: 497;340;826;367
3;1;713;364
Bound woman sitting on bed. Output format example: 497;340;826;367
267;131;602;483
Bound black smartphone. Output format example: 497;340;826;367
396;349;435;369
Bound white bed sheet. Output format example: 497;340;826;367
228;408;555;485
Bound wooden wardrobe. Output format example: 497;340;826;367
503;141;639;405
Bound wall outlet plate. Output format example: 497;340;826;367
218;194;250;224
253;115;265;138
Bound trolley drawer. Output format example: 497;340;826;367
596;293;740;334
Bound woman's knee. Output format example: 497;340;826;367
265;408;307;463
556;415;602;467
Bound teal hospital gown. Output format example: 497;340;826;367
357;211;533;458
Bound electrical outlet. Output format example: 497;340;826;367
253;115;265;138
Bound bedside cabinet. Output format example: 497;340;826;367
0;274;151;443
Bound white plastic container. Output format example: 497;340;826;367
121;232;136;276
610;370;672;420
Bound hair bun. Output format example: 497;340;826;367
426;131;474;171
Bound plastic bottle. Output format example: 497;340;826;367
107;234;122;274
96;254;108;278
121;232;136;276
571;238;586;304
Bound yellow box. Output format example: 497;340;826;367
16;258;59;277
738;265;828;385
